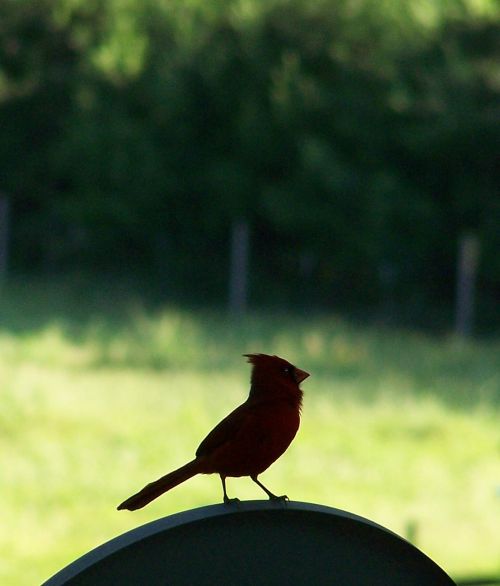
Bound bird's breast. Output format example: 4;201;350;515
207;401;301;477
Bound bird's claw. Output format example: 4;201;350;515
269;494;289;502
223;497;240;505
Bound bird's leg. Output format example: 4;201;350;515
251;476;288;501
220;475;239;504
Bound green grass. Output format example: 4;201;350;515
0;279;499;584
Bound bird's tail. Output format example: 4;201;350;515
117;458;202;511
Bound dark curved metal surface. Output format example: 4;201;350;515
43;500;456;585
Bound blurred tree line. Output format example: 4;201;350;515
0;0;498;325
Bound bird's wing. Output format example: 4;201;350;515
195;402;251;458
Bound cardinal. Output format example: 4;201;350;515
117;353;309;510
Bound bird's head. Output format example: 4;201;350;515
244;353;309;401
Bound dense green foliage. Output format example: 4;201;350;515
0;0;498;320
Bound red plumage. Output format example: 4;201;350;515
117;353;309;510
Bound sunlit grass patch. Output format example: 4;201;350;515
0;286;499;584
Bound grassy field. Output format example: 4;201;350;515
1;280;499;584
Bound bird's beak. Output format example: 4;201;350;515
294;368;310;384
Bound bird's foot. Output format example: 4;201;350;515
269;494;289;502
223;496;240;505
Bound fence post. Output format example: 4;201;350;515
455;233;479;337
0;195;9;288
228;219;249;315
